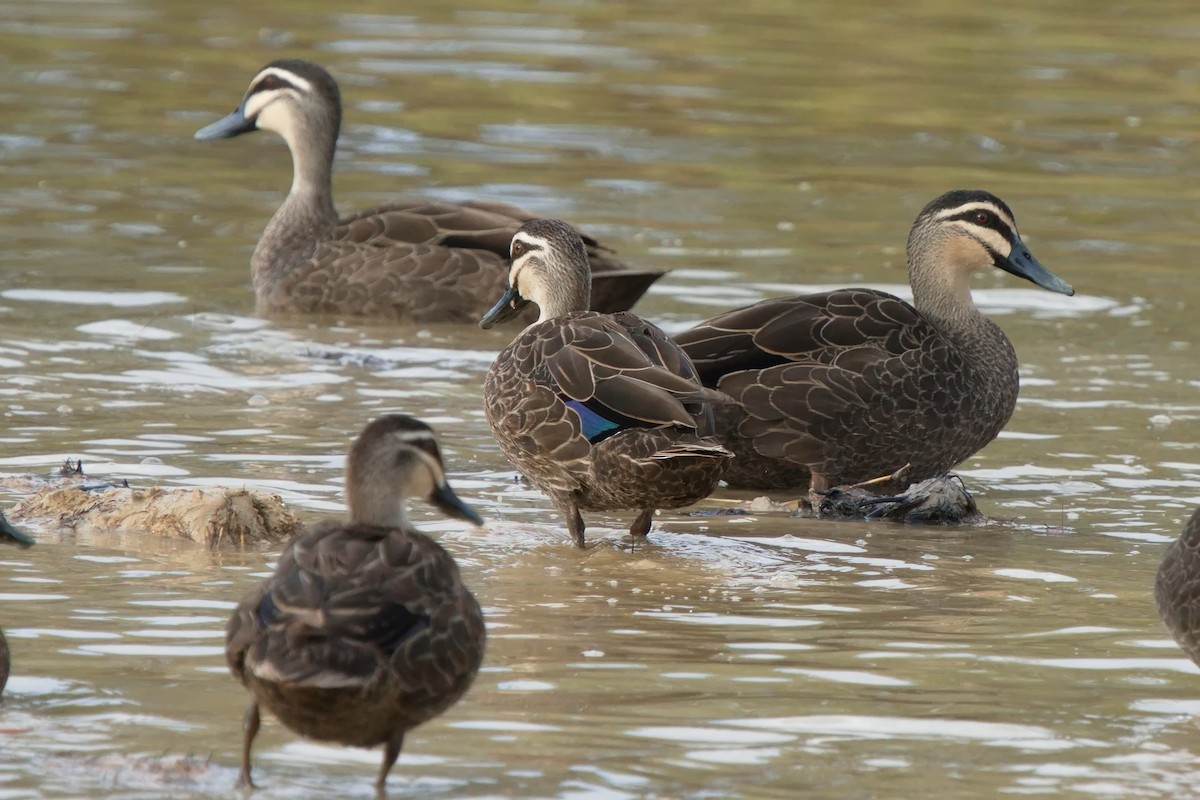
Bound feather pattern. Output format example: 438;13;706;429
1155;508;1200;668
482;220;731;547
196;60;662;321
224;415;485;790
675;190;1075;492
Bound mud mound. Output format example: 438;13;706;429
10;485;300;548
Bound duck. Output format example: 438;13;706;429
0;512;35;698
480;219;731;548
673;189;1075;496
194;59;663;321
1155;507;1200;667
224;414;486;792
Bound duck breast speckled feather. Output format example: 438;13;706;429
480;219;731;547
674;190;1076;494
225;415;485;792
1155;508;1200;667
195;59;662;321
0;513;34;698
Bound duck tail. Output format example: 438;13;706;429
649;441;733;461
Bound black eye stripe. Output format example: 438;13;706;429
250;75;298;96
511;240;543;257
948;209;1014;238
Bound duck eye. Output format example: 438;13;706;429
973;211;991;225
260;75;280;90
511;241;525;258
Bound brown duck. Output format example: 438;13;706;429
0;513;35;698
194;59;662;321
480;219;731;547
1155;507;1200;667
225;415;485;792
674;190;1075;495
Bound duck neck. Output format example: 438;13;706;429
535;275;591;322
906;232;987;337
346;474;407;529
276;131;338;230
253;131;338;283
906;236;1016;379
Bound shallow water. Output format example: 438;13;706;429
1;1;1200;798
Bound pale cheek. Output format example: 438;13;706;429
526;281;548;311
517;271;538;302
407;473;436;501
943;237;993;273
256;103;297;145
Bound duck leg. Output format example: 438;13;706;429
841;463;912;492
237;700;260;789
807;473;831;510
376;734;404;795
630;509;654;537
562;498;587;548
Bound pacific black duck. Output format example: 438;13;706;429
674;189;1075;495
480;219;731;548
0;512;35;698
1155;507;1200;667
224;415;486;792
194;59;662;321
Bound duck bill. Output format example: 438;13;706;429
194;106;257;141
0;512;35;549
1000;242;1075;296
479;286;530;329
431;483;484;527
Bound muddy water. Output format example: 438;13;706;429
1;1;1199;797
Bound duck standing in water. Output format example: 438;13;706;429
481;219;731;547
225;415;485;792
194;59;662;321
0;513;35;697
674;190;1075;497
1155;508;1200;667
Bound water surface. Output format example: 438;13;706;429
1;1;1199;798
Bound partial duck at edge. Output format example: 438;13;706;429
0;513;35;698
1155;507;1200;667
674;189;1076;495
195;59;662;321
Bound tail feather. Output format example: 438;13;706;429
649;442;733;461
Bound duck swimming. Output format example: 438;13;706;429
224;415;485;792
674;189;1075;495
481;219;731;547
194;59;662;321
0;513;35;698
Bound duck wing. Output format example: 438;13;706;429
290;238;508;322
332;201;664;312
541;313;724;443
227;522;472;690
675;290;962;462
676;290;923;379
336;199;654;276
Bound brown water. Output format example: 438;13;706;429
1;1;1198;797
